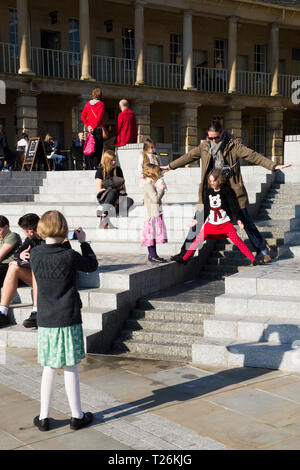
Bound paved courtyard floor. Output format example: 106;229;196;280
1;348;300;450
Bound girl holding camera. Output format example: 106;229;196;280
30;211;98;432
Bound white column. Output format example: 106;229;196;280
79;0;94;81
270;23;279;96
135;0;146;86
17;0;34;75
183;9;194;90
228;16;238;94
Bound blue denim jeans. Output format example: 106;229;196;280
50;154;66;171
239;207;268;255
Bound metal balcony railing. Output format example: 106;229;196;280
92;55;136;85
279;74;300;98
0;42;19;74
237;70;271;96
194;66;228;93
31;47;81;80
145;61;183;89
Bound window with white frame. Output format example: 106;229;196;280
69;19;80;66
214;39;227;69
254;44;267;73
9;9;18;58
171;113;180;153
69;19;80;53
254;117;266;155
122;27;135;61
170;34;183;65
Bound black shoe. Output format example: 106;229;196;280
34;415;50;432
170;254;188;264
253;257;265;266
23;311;37;328
148;256;167;263
0;313;10;328
70;412;93;430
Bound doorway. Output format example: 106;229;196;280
40;31;61;77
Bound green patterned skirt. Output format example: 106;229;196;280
38;324;85;368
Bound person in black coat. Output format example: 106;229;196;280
30;210;98;432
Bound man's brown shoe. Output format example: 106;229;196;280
263;254;272;263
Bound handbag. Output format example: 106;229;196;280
83;133;95;156
90;107;109;140
102;176;125;190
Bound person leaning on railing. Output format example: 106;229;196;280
162;119;292;264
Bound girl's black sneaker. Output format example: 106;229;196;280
70;412;93;430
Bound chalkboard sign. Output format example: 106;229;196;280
22;137;50;171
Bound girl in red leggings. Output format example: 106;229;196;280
174;169;261;265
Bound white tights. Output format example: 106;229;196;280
39;365;84;420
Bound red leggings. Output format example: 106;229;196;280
183;221;255;262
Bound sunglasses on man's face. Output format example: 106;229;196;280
207;135;221;141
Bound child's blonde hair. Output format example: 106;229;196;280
37;210;68;240
100;150;117;179
142;139;158;168
143;163;162;180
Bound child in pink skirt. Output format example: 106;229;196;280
141;164;168;263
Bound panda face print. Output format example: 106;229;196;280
209;194;221;208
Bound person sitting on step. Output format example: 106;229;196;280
0;213;42;329
172;169;264;266
0;216;22;289
95;150;133;229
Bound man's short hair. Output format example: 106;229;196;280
119;99;129;108
18;213;40;231
0;216;9;228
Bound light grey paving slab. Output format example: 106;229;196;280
0;351;228;450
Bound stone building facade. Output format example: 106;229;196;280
1;0;300;163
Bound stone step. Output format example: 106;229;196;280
137;297;215;314
6;304;113;331
0;195;35;203
71;240;183;255
119;328;200;346
113;338;192;360
207;256;253;266
0;325;102;353
131;308;208;323
192;336;300;372
126;318;205;335
79;287;130;310
215;293;300;318
33;193;198;203
278;244;300;258
203;314;300;344
257;210;295;219
0;187;40;194
224;267;300;298
203;264;249;275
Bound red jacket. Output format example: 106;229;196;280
81;100;105;130
114;109;137;147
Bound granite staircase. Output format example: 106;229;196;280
112;181;299;362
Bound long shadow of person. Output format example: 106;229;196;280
92;364;275;423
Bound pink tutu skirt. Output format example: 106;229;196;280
141;215;168;247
